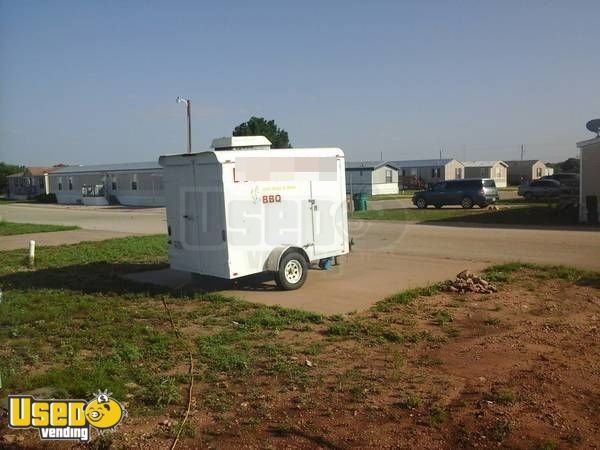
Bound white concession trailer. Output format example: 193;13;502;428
159;137;349;290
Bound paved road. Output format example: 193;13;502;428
2;202;598;313
0;202;166;234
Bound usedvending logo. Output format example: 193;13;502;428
8;390;127;442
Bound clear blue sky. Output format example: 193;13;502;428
1;0;598;166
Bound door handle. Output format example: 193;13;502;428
183;214;193;220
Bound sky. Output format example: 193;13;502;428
1;0;599;166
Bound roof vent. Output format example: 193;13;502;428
210;136;272;151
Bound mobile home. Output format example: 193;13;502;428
462;160;508;188
345;161;399;195
48;162;164;206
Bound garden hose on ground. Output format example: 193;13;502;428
162;297;195;450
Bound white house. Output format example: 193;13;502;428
576;136;600;223
345;161;399;195
462;160;509;187
48;162;164;206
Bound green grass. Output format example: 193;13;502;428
0;220;78;236
350;205;579;226
486;389;516;405
367;191;417;201
326;320;403;343
483;262;600;284
374;284;441;312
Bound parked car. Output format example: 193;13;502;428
541;173;580;188
518;179;561;200
412;178;499;209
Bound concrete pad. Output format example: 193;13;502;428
123;251;487;314
0;229;137;251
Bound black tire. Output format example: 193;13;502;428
478;203;488;208
523;192;533;201
434;204;443;209
275;251;308;291
461;196;474;209
415;198;427;209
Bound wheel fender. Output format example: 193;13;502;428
264;246;310;272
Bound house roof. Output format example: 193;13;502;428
462;160;508;168
51;161;162;175
7;172;24;178
389;158;456;168
505;160;545;167
345;161;394;170
7;166;62;177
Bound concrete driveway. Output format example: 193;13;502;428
2;201;599;314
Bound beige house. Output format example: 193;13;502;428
462;160;508;187
576;136;600;223
7;166;63;199
506;160;552;185
345;161;399;195
390;159;465;186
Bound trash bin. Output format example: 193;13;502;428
586;195;598;224
353;192;368;211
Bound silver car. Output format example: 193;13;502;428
518;179;561;200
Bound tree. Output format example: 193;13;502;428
550;157;579;174
0;162;23;194
233;117;291;148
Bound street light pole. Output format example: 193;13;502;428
176;97;192;153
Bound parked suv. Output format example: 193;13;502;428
517;179;561;200
412;178;498;209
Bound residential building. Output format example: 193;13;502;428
48;161;164;206
505;160;551;185
345;161;399;195
390;159;465;188
462;160;509;187
7;166;63;199
576;136;600;223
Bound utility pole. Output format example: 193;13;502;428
380;150;383;161
520;144;524;161
176;97;192;153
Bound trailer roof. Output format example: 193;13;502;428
50;161;162;175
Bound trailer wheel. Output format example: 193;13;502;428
275;251;308;290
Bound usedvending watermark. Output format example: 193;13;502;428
7;390;127;442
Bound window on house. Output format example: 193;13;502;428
111;176;117;191
131;175;138;190
432;167;441;178
385;169;392;183
68;178;73;190
536;167;543;178
496;167;502;178
58;178;63;191
39;178;44;188
455;167;462;179
402;169;406;176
